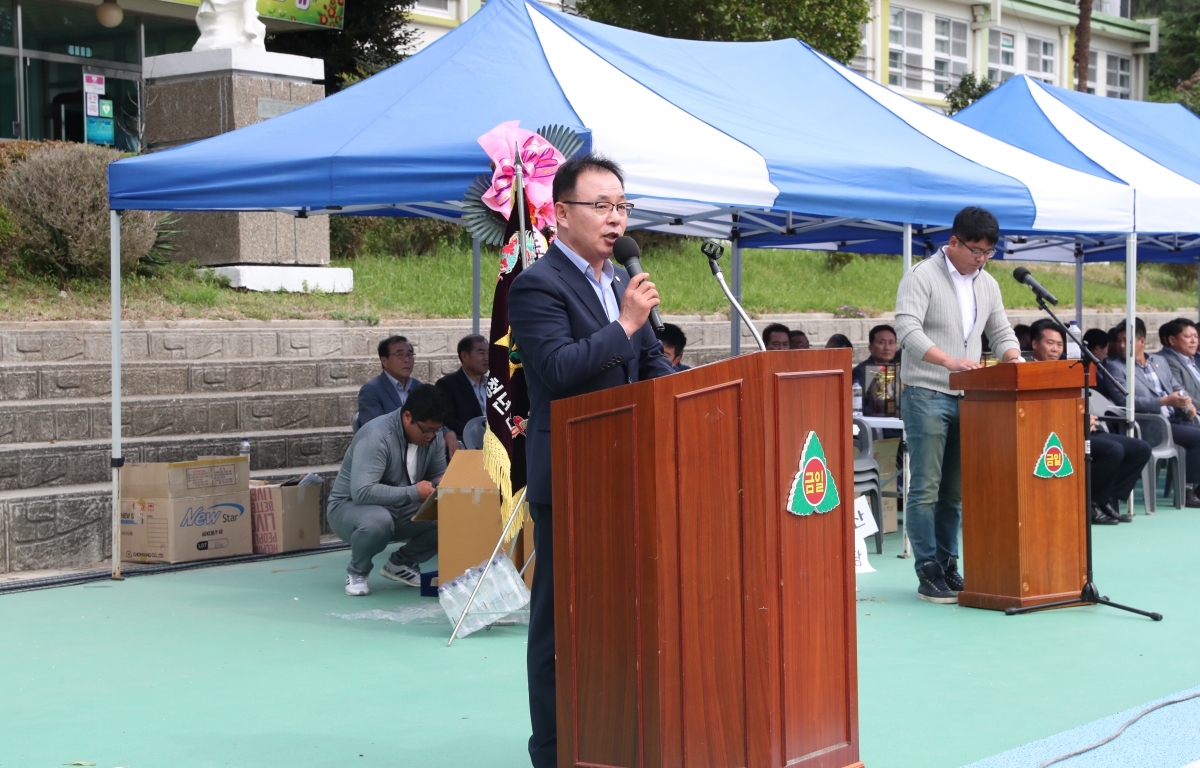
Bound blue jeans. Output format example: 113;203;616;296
901;386;962;570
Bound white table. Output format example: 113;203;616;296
854;414;910;558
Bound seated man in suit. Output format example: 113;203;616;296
436;334;489;437
1029;320;1149;524
762;322;791;350
1106;318;1200;507
789;329;811;350
852;324;899;386
327;384;452;596
359;336;422;426
655;322;690;372
508;152;675;768
359;335;458;452
1155;318;1200;402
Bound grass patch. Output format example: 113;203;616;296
0;240;1195;323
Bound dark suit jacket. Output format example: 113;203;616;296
1105;356;1189;420
435;368;485;436
357;372;422;428
1155;349;1200;403
509;244;675;505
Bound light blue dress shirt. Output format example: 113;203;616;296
558;239;620;323
383;372;419;406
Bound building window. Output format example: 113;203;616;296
888;6;923;90
934;17;967;93
987;29;1016;84
1026;36;1055;82
1082;50;1098;93
850;25;870;77
1106;54;1131;98
415;0;450;11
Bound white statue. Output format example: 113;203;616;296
193;0;266;51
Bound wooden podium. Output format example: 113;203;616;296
949;360;1089;612
551;350;861;768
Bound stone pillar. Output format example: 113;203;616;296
142;49;332;272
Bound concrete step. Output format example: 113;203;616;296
0;357;384;402
0;464;341;574
0;427;352;492
0;387;358;443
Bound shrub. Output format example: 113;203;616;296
0;143;165;278
368;217;466;257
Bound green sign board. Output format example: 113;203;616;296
162;0;343;29
99;99;113;119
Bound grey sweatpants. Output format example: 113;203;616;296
327;501;438;577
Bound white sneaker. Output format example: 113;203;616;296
380;560;421;587
345;573;370;596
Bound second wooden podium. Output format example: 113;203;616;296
949;360;1089;612
551;350;861;768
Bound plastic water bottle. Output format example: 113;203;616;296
1066;322;1081;359
239;437;251;465
852;381;863;414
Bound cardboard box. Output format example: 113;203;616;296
120;456;252;564
249;477;323;555
873;438;901;534
434;450;533;586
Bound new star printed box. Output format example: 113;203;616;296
120;456;252;564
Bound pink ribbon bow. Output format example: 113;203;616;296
478;121;565;231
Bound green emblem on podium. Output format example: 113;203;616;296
788;431;840;515
1034;432;1074;478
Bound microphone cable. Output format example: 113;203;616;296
1034;690;1200;768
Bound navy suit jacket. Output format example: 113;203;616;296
435;368;485;436
357;372;421;428
509;244;675;505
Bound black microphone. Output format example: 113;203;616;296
612;235;664;332
1012;267;1059;306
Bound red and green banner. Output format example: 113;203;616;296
788;431;840;515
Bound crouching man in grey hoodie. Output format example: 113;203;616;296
327;384;451;596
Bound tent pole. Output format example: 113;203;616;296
1195;257;1199;319
471;236;481;336
1126;233;1136;434
1075;248;1084;329
110;210;123;581
730;219;742;357
902;223;912;273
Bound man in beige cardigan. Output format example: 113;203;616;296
895;207;1023;604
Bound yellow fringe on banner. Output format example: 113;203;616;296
483;426;525;544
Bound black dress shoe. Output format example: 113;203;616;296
1090;504;1119;525
1187;489;1200;508
1103;501;1133;523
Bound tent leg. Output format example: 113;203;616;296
730;236;742;356
472;236;481;336
1075;250;1084;329
110;210;123;581
1126;233;1136;436
902;223;912;274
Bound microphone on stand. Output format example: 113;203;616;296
1012;267;1059;306
701;239;766;352
612;235;664;333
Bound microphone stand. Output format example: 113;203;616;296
1005;293;1162;620
702;240;765;352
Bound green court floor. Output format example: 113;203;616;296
3;502;1197;768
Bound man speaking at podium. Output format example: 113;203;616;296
895;207;1023;604
509;154;674;768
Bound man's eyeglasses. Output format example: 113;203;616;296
415;423;441;437
963;245;996;259
562;200;636;217
385;350;415;359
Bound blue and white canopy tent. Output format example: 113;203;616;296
952;76;1200;420
104;0;1137;575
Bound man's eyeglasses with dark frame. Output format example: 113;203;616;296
562;201;636;217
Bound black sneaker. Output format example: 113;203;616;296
941;556;964;593
916;561;957;604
